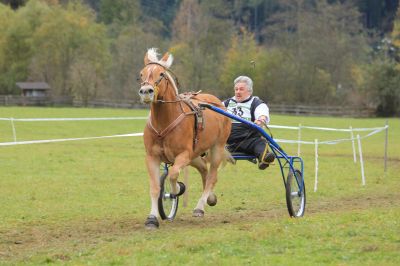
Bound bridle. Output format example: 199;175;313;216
140;62;180;103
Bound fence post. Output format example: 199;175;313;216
314;139;318;192
10;118;17;142
297;124;302;157
384;120;388;173
350;126;357;163
357;135;366;186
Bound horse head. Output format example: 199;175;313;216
138;48;177;104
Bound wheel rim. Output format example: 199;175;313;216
290;170;305;217
159;176;179;220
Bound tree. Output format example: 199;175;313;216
140;0;180;37
105;25;166;101
0;4;15;93
0;0;50;94
30;1;110;103
262;0;369;104
220;28;305;103
219;29;261;98
170;0;234;94
98;0;141;37
359;6;400;116
391;6;400;60
362;61;400;116
1;0;26;9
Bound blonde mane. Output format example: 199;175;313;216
147;48;174;68
146;48;178;95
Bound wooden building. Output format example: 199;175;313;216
16;82;51;97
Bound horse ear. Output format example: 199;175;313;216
144;51;151;65
161;52;169;62
161;52;174;68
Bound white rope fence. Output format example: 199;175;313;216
272;124;388;191
0;133;143;146
0;116;147;143
1;116;389;191
0;117;148;121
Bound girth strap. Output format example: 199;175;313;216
179;92;205;147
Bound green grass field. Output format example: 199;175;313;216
0;107;399;265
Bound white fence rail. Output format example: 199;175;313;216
1;116;389;192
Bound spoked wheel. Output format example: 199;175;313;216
285;169;306;217
158;172;184;221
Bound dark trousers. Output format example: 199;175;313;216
227;136;267;158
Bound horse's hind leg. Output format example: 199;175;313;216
193;145;224;217
190;156;217;207
190;156;208;189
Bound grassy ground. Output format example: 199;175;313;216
0;107;399;265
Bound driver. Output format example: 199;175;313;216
223;76;275;170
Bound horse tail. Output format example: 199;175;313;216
201;148;235;170
223;148;235;166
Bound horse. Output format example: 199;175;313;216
138;48;232;229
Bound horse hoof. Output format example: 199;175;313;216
144;215;159;229
207;193;217;206
176;182;186;197
192;209;204;217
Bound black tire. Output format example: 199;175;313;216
285;169;306;217
158;172;179;221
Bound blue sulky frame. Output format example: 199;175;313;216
199;103;306;217
157;103;306;221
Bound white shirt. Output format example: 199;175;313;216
225;96;270;124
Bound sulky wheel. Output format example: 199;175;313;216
158;172;185;221
285;169;306;217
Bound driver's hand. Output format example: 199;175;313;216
255;119;264;126
255;115;268;126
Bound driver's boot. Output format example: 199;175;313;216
258;150;275;170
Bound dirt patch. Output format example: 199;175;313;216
1;192;399;262
307;193;399;213
0;217;143;261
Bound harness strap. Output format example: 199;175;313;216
148;91;219;151
179;92;206;148
147;111;196;139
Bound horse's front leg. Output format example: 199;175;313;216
144;154;161;229
168;151;191;196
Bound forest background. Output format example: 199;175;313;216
0;0;399;116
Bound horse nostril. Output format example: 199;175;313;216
139;87;154;96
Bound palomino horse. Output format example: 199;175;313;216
138;48;231;228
